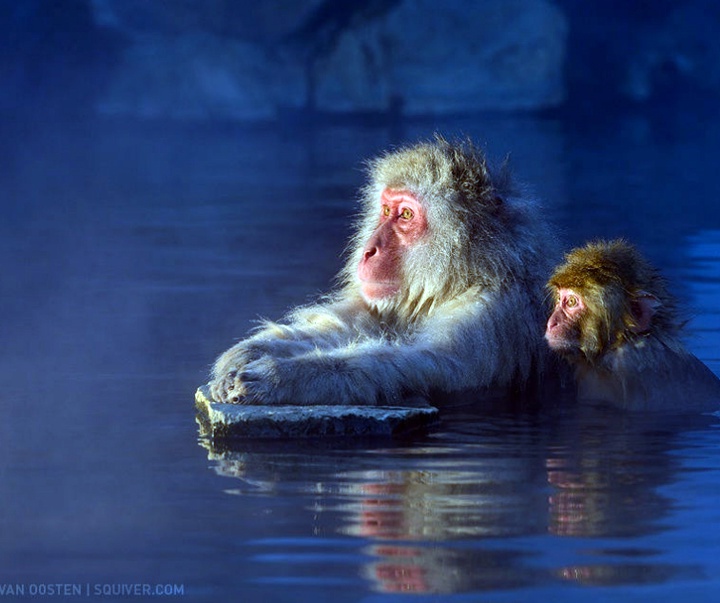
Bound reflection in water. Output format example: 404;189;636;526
365;545;539;594
545;415;674;538
203;408;713;594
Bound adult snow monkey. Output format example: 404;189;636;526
210;136;557;407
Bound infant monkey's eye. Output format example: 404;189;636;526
565;295;578;308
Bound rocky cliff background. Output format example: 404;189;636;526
1;0;719;121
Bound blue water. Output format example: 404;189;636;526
1;110;720;602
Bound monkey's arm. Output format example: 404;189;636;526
209;296;379;402
224;288;544;405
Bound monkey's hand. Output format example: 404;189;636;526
209;362;249;403
209;342;257;403
209;339;316;403
209;355;290;404
232;356;285;405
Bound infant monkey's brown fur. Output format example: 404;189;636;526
546;240;720;412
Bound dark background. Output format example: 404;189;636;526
2;0;720;120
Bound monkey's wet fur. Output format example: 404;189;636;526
546;239;720;411
209;135;558;408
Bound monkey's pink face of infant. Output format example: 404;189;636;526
357;188;428;301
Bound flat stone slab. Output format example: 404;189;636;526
195;386;439;439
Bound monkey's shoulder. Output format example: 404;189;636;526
580;338;720;413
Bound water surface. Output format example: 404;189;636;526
1;111;719;601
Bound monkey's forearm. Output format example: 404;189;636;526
231;340;499;406
214;299;372;367
209;298;380;403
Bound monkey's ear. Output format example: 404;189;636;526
630;291;661;333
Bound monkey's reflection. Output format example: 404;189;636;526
202;408;713;593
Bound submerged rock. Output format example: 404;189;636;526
195;386;439;439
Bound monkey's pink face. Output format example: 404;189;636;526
545;288;585;351
357;188;428;301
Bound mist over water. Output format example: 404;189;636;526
1;109;720;601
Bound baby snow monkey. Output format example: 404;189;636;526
545;240;720;412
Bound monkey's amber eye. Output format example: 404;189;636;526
400;207;414;220
382;205;391;217
565;295;578;308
